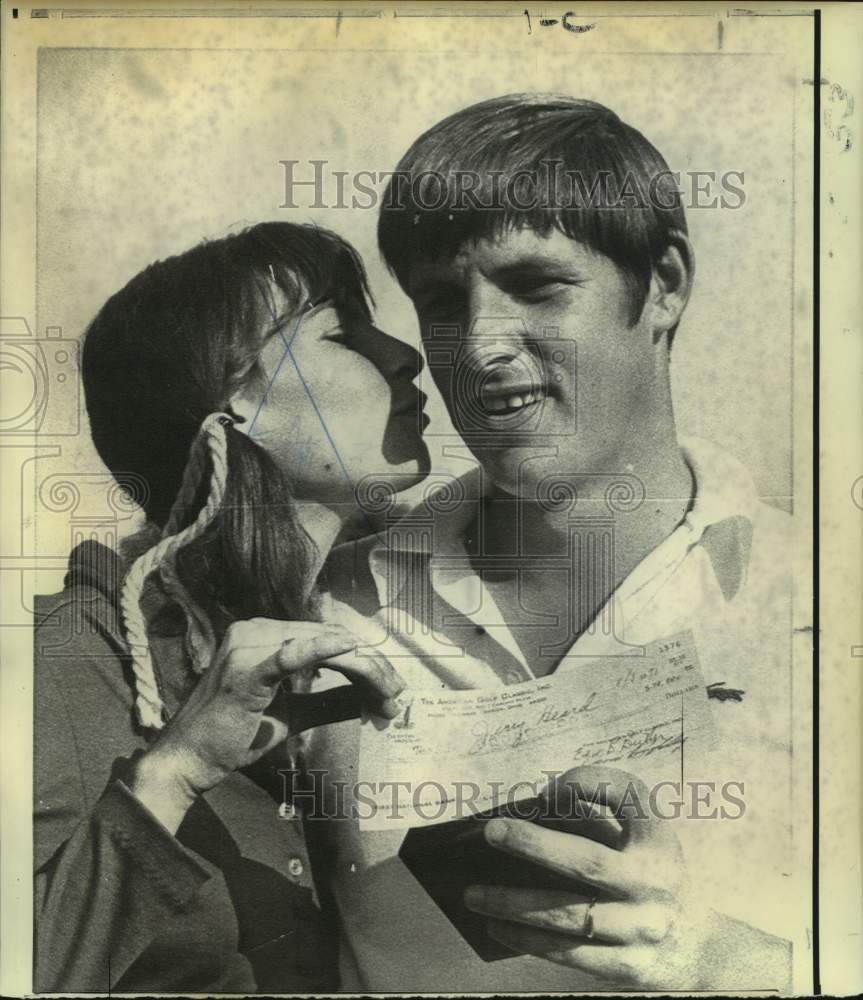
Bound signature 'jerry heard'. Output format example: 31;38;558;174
466;691;599;753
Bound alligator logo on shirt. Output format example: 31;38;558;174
706;682;745;702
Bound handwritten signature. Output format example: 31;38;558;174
574;721;684;764
467;691;598;753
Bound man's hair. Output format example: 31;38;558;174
378;93;687;325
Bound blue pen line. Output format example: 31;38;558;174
284;344;354;488
248;277;353;485
247;309;305;438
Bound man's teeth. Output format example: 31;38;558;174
482;390;545;413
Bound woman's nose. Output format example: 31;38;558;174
370;325;424;380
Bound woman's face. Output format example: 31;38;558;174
230;285;430;506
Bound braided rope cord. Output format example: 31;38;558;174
119;413;231;729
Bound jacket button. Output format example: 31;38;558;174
279;801;298;820
288;857;305;878
505;670;522;685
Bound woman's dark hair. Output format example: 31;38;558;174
82;221;373;629
378;93;687;327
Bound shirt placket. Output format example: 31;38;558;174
430;556;534;681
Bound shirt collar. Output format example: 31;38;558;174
677;436;758;602
678;435;759;541
368;437;759;608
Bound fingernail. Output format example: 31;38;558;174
464;886;483;908
379;698;401;719
484;818;508;845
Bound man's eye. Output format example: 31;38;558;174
506;277;565;300
417;293;463;320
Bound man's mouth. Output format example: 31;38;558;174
478;383;548;416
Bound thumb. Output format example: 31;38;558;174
545;764;664;847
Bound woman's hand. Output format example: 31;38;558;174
463;765;790;991
129;618;404;832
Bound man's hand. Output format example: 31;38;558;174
463;765;789;990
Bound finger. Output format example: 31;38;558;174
464;886;672;944
223;619;353;654
545;765;669;848
252;635;356;689
378;696;403;720
483;817;643;897
215;621;356;678
269;633;359;682
485;919;653;983
313;649;406;703
545;764;649;819
537;791;625;850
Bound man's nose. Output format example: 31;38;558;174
462;283;530;352
459;315;532;374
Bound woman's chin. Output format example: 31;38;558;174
380;440;431;482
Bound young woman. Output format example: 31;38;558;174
33;222;430;992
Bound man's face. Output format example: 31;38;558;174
408;227;662;497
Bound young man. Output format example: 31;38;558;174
314;95;795;991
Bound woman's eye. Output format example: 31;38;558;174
322;330;349;344
303;294;331;313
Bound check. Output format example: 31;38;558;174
358;631;716;829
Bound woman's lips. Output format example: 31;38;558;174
392;389;429;426
392;407;431;433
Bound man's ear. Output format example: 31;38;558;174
646;232;695;342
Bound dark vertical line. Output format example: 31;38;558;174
791;80;797;514
812;8;822;997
